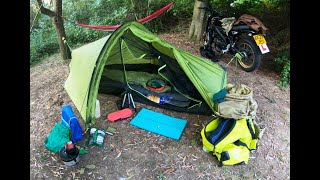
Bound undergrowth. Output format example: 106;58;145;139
274;51;290;90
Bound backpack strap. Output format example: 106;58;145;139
218;151;230;167
246;119;258;150
234;140;250;150
246;119;256;139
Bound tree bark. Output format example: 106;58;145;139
188;0;208;42
36;0;55;17
36;0;71;60
53;0;71;60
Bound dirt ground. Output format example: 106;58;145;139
30;32;290;180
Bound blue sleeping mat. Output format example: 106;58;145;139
130;108;187;140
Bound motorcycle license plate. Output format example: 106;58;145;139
253;34;266;45
253;34;270;54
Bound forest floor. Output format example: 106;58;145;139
30;31;290;180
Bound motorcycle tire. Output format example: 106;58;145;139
235;37;262;72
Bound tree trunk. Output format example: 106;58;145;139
53;0;71;60
188;0;208;42
36;0;71;60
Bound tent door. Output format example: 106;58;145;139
124;67;203;109
157;64;202;105
118;35;203;109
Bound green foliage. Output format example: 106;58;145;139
171;0;194;18
270;27;289;89
64;23;106;47
31;0;194;65
230;0;289;8
30;15;60;65
274;51;290;89
272;28;290;49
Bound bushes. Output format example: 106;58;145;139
30;27;59;65
65;24;106;47
30;0;187;65
270;27;290;89
30;39;60;65
274;51;290;89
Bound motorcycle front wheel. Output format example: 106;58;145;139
235;38;262;72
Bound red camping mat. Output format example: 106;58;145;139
107;108;133;122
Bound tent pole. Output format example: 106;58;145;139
119;36;137;111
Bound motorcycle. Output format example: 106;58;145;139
199;5;270;72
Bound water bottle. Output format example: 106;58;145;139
95;99;101;118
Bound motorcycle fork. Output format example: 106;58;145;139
214;26;227;44
204;31;213;48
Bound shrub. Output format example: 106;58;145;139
30;28;59;65
274;51;290;89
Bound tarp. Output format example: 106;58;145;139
64;21;227;124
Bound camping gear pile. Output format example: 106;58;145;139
45;105;83;154
44;105;85;166
201;83;261;166
43;21;262;167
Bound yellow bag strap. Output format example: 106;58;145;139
246;119;259;150
246;119;257;140
234;140;250;150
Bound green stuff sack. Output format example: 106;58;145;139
201;117;259;166
44;123;71;154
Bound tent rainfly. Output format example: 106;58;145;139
64;21;227;125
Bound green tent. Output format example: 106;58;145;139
64;21;227;124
